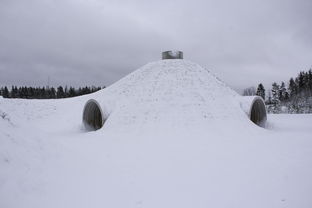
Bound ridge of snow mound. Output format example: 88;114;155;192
88;60;248;131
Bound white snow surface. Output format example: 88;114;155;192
1;60;312;208
87;60;248;132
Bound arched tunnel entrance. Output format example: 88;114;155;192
250;98;267;127
83;99;105;131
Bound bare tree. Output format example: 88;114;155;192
243;86;256;96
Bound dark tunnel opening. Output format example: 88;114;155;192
250;98;267;127
83;100;104;131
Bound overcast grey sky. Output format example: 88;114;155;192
0;0;311;92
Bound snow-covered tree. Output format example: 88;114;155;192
256;83;265;100
271;82;280;104
243;86;256;96
288;78;297;98
279;82;287;102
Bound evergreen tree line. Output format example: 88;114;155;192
0;86;104;99
244;69;312;113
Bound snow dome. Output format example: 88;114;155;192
82;52;267;131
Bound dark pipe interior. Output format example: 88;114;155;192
83;101;103;131
250;99;267;127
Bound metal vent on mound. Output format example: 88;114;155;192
162;51;183;60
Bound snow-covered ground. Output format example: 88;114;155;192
1;97;312;208
0;59;311;208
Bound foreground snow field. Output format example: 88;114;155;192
0;96;311;208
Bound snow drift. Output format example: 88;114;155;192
1;61;312;208
82;59;267;131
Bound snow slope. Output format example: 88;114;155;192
82;60;255;132
0;60;312;208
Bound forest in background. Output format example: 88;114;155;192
1;69;312;114
244;69;312;113
0;86;103;99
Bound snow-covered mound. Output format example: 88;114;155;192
83;59;265;132
2;59;311;208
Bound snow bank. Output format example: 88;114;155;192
1;60;311;208
1;97;312;208
83;59;261;132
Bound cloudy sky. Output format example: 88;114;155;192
0;0;311;92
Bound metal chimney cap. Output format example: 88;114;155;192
162;51;183;60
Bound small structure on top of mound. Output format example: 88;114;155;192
82;51;267;131
162;51;183;60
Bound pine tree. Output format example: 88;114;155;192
68;87;76;97
57;86;65;98
271;82;280;104
256;83;265;100
266;91;272;104
284;91;289;100
279;82;287;102
3;86;9;98
77;87;82;96
50;87;56;98
11;86;15;98
288;78;297;98
64;86;68;98
308;69;312;92
303;72;309;92
28;87;34;99
297;71;305;94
